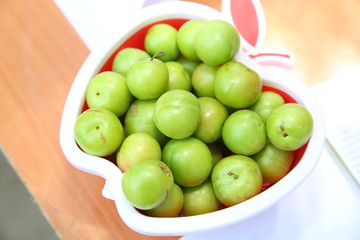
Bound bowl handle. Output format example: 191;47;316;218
102;179;116;200
99;163;123;201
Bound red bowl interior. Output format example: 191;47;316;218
81;18;307;192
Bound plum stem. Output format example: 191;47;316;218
151;51;165;61
228;171;238;179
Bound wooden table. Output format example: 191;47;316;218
1;0;359;239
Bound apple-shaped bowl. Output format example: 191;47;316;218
59;1;325;236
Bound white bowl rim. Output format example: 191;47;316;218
59;1;326;236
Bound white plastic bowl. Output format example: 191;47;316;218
59;2;325;236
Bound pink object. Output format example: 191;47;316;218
222;0;295;69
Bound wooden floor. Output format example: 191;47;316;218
1;0;359;239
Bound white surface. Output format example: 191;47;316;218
53;0;146;50
312;64;360;185
54;0;360;238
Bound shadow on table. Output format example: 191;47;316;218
0;148;60;240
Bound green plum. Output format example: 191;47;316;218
126;57;169;100
194;19;240;65
74;108;124;157
252;141;295;183
165;61;191;91
144;23;179;61
162;137;213;187
86;71;132;117
124;99;168;146
248;91;285;123
177;56;201;76
181;178;220;216
191;63;218;97
193;97;228;144
122;159;174;210
142;183;184;217
112;48;150;76
116;132;162;172
214;61;262;108
222;110;267;155
211;155;263;207
154;89;200;139
266;103;313;151
177;20;205;61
